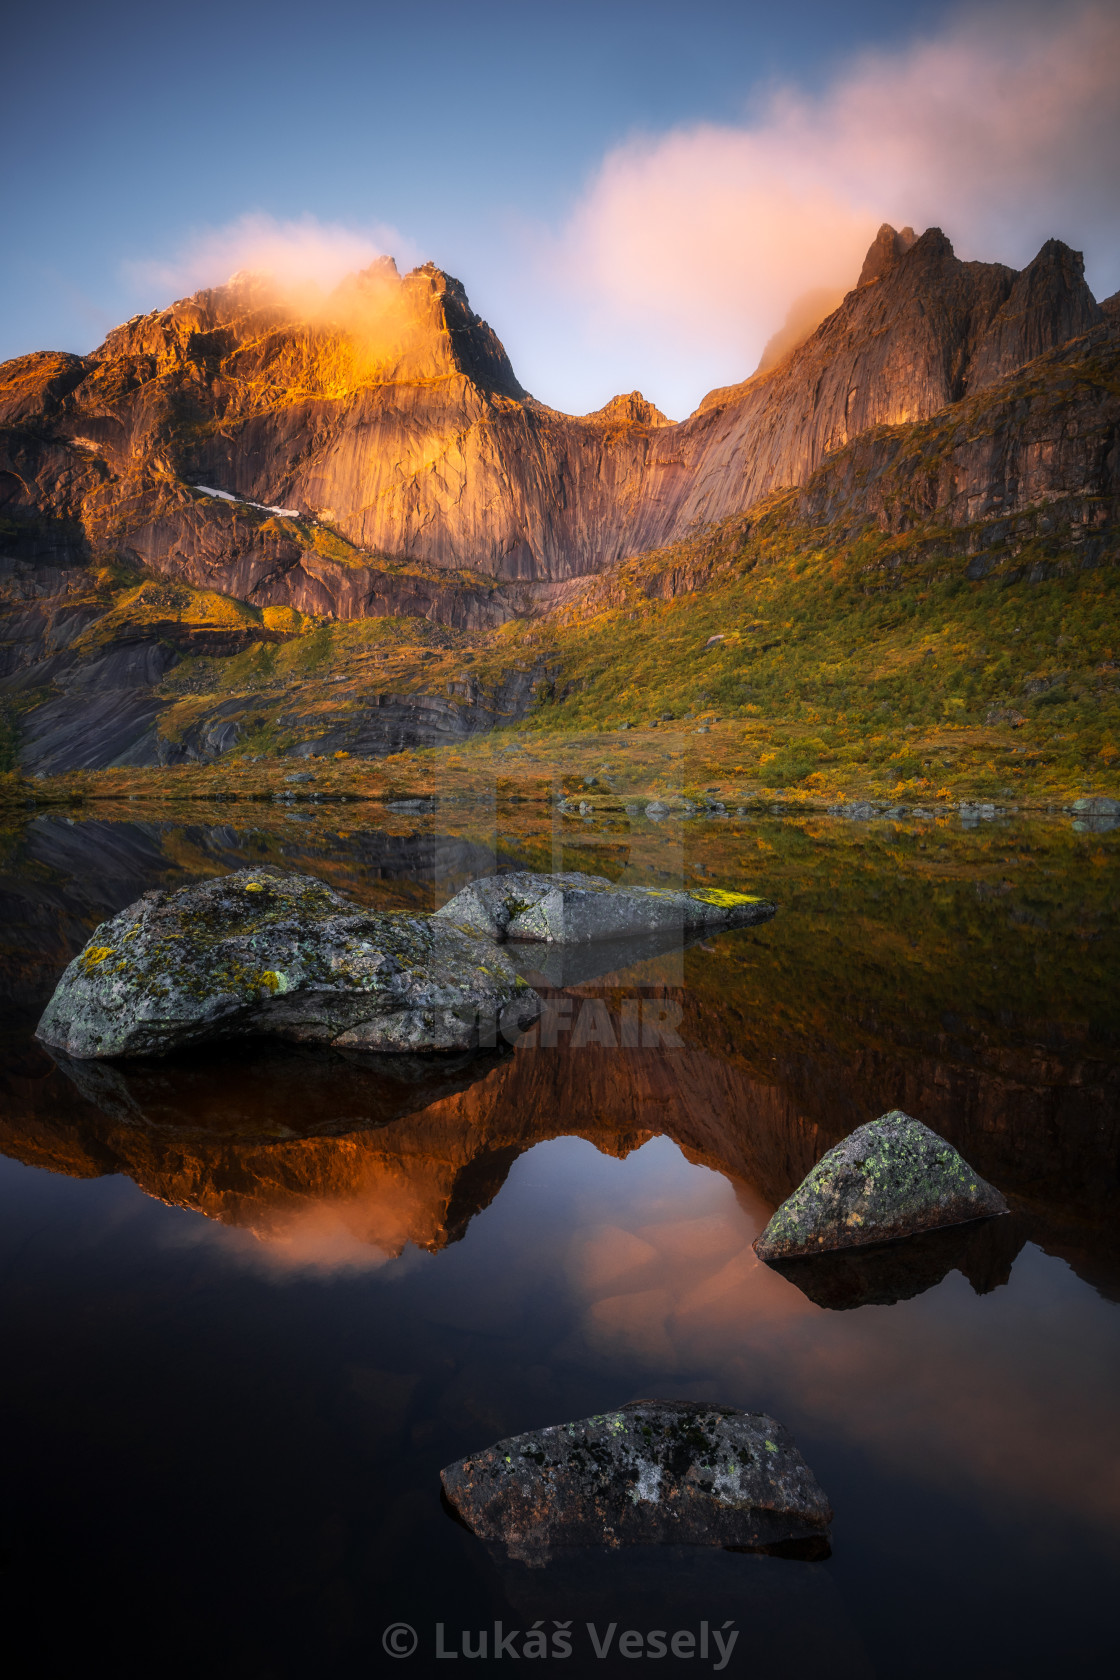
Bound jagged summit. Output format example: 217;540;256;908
966;237;1102;387
0;221;1111;612
88;256;526;403
858;223;918;287
754;225;923;377
584;391;671;428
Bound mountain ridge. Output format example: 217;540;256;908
1;223;1117;779
1;225;1105;592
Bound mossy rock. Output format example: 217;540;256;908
754;1111;1008;1260
440;1400;831;1564
434;870;775;944
35;868;539;1059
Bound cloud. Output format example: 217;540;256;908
123;211;418;306
108;5;1120;417
543;1;1120;415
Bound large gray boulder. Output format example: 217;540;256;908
754;1111;1008;1261
35;868;540;1059
440;1400;832;1563
434;870;775;944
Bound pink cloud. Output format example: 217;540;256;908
546;1;1120;413
123;211;418;305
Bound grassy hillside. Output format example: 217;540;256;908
2;464;1117;813
512;491;1120;804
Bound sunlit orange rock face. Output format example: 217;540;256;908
0;228;1108;600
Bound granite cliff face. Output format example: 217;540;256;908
0;227;1106;593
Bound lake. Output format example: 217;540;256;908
1;800;1117;1678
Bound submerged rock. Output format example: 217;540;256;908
434;871;775;944
754;1110;1008;1261
35;868;539;1059
440;1400;831;1564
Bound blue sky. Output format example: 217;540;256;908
3;0;1117;416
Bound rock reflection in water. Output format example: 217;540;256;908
7;993;1103;1310
44;1039;509;1142
766;1215;1025;1310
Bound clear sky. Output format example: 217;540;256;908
4;0;1118;417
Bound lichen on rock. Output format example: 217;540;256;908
434;870;775;945
439;1400;831;1564
753;1110;1008;1261
35;867;539;1059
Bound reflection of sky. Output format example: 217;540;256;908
4;1117;1120;1678
92;1130;1120;1537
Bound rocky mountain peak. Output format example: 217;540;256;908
0;216;1112;659
858;223;919;287
966;238;1102;389
584;391;671;428
401;263;526;398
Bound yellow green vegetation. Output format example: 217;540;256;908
2;475;1117;810
73;575;276;652
136;492;1120;806
517;494;1119;805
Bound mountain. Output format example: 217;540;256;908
1;223;1117;774
1;226;1103;587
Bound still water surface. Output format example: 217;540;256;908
0;805;1117;1677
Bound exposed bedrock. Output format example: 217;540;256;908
0;226;1108;590
798;316;1120;539
270;664;548;763
122;497;525;627
439;1401;832;1563
0;540;546;770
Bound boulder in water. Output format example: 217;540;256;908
440;1399;831;1563
35;868;539;1059
754;1110;1008;1261
434;870;775;944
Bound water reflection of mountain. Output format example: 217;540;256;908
0;813;1117;1301
3;1000;1117;1303
0;813;504;1012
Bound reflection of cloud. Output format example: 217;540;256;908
177;1176;444;1279
766;1281;1120;1529
587;1288;679;1366
240;1206;404;1274
569;1224;658;1293
565;1190;786;1368
633;1211;747;1268
559;1153;1120;1529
